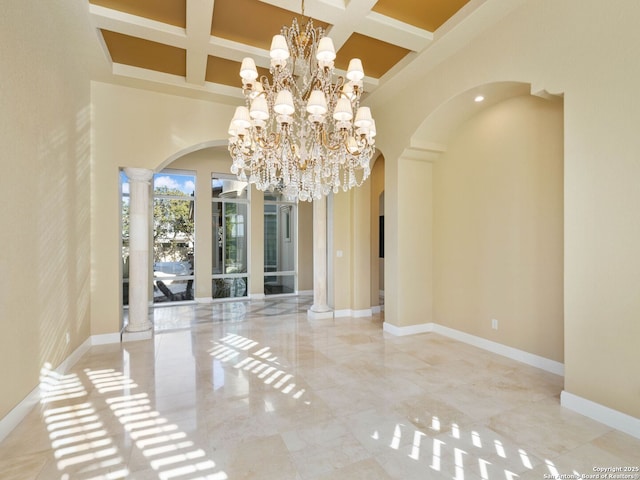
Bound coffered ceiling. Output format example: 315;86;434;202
89;0;473;100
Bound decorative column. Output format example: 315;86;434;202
308;195;333;320
124;168;153;333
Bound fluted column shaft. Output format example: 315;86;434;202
308;196;332;318
124;168;153;332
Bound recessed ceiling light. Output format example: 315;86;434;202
474;95;484;102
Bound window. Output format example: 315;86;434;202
264;191;296;295
152;170;195;303
212;176;249;299
120;171;130;306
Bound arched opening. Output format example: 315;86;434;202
121;142;315;328
386;81;565;367
369;155;385;311
432;92;564;362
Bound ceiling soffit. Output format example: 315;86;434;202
101;30;186;77
372;0;470;32
88;0;471;98
206;56;270;86
211;0;330;51
91;0;186;28
336;32;410;79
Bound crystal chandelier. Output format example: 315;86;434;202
227;1;376;202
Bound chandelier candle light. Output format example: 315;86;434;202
228;2;376;202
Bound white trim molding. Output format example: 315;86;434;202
0;336;94;443
0;388;41;444
122;330;153;342
195;296;214;304
307;309;334;320
382;321;564;376
334;308;373;318
432;324;564;376
92;333;122;345
561;391;640;440
383;321;434;337
60;337;93;371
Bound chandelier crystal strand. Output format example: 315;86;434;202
228;10;376;202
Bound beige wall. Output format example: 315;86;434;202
297;202;314;292
433;95;564;361
369;157;385;306
352;182;372;311
397;157;434;325
331;182;373;313
373;0;640;418
0;0;93;419
331;192;352;311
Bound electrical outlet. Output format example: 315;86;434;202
491;319;498;330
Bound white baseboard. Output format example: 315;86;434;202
0;388;41;444
383;321;564;376
297;290;313;295
195;296;214;304
432;324;564;376
307;309;334;320
382;322;638;437
91;332;121;345
250;293;266;301
372;305;382;314
0;336;93;443
561;391;640;440
61;337;92;371
334;308;373;318
122;330;153;342
383;321;434;336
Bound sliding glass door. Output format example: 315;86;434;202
264;191;296;295
212;176;249;299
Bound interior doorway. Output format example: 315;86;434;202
369;155;385;311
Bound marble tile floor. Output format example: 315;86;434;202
150;295;313;332
1;298;639;479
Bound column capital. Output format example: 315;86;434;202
124;167;154;183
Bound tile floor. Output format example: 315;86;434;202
1;296;639;479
